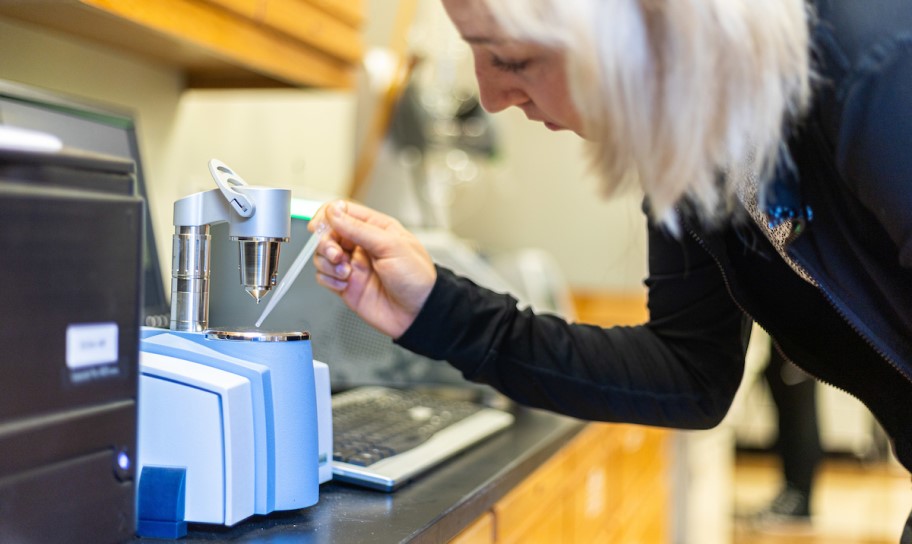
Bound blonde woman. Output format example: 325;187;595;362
313;0;912;537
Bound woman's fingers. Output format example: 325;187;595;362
335;200;397;229
312;200;389;261
315;271;347;292
325;201;402;258
314;253;350;281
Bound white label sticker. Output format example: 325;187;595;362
66;323;119;369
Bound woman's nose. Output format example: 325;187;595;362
475;70;529;113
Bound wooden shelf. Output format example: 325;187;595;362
0;0;364;89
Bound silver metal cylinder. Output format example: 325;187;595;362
170;225;211;332
234;237;284;302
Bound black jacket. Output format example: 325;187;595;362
397;0;912;472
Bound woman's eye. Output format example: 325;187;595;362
491;55;531;73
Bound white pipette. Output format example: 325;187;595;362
255;222;327;328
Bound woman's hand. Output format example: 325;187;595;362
309;200;437;339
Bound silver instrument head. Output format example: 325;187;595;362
234;237;287;302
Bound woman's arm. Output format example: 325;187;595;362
397;222;749;429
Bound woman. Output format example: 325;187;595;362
313;0;912;535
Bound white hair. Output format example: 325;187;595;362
483;0;812;231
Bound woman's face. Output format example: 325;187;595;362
442;0;584;136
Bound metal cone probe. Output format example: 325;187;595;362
236;237;283;302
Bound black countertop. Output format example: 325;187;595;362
141;408;583;543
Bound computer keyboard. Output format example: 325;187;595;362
331;386;515;491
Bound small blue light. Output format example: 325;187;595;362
118;451;131;471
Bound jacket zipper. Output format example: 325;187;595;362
684;228;753;324
785;246;912;386
685;225;912;393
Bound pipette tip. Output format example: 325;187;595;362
253;221;327;329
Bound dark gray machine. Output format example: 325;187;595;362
0;146;141;543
